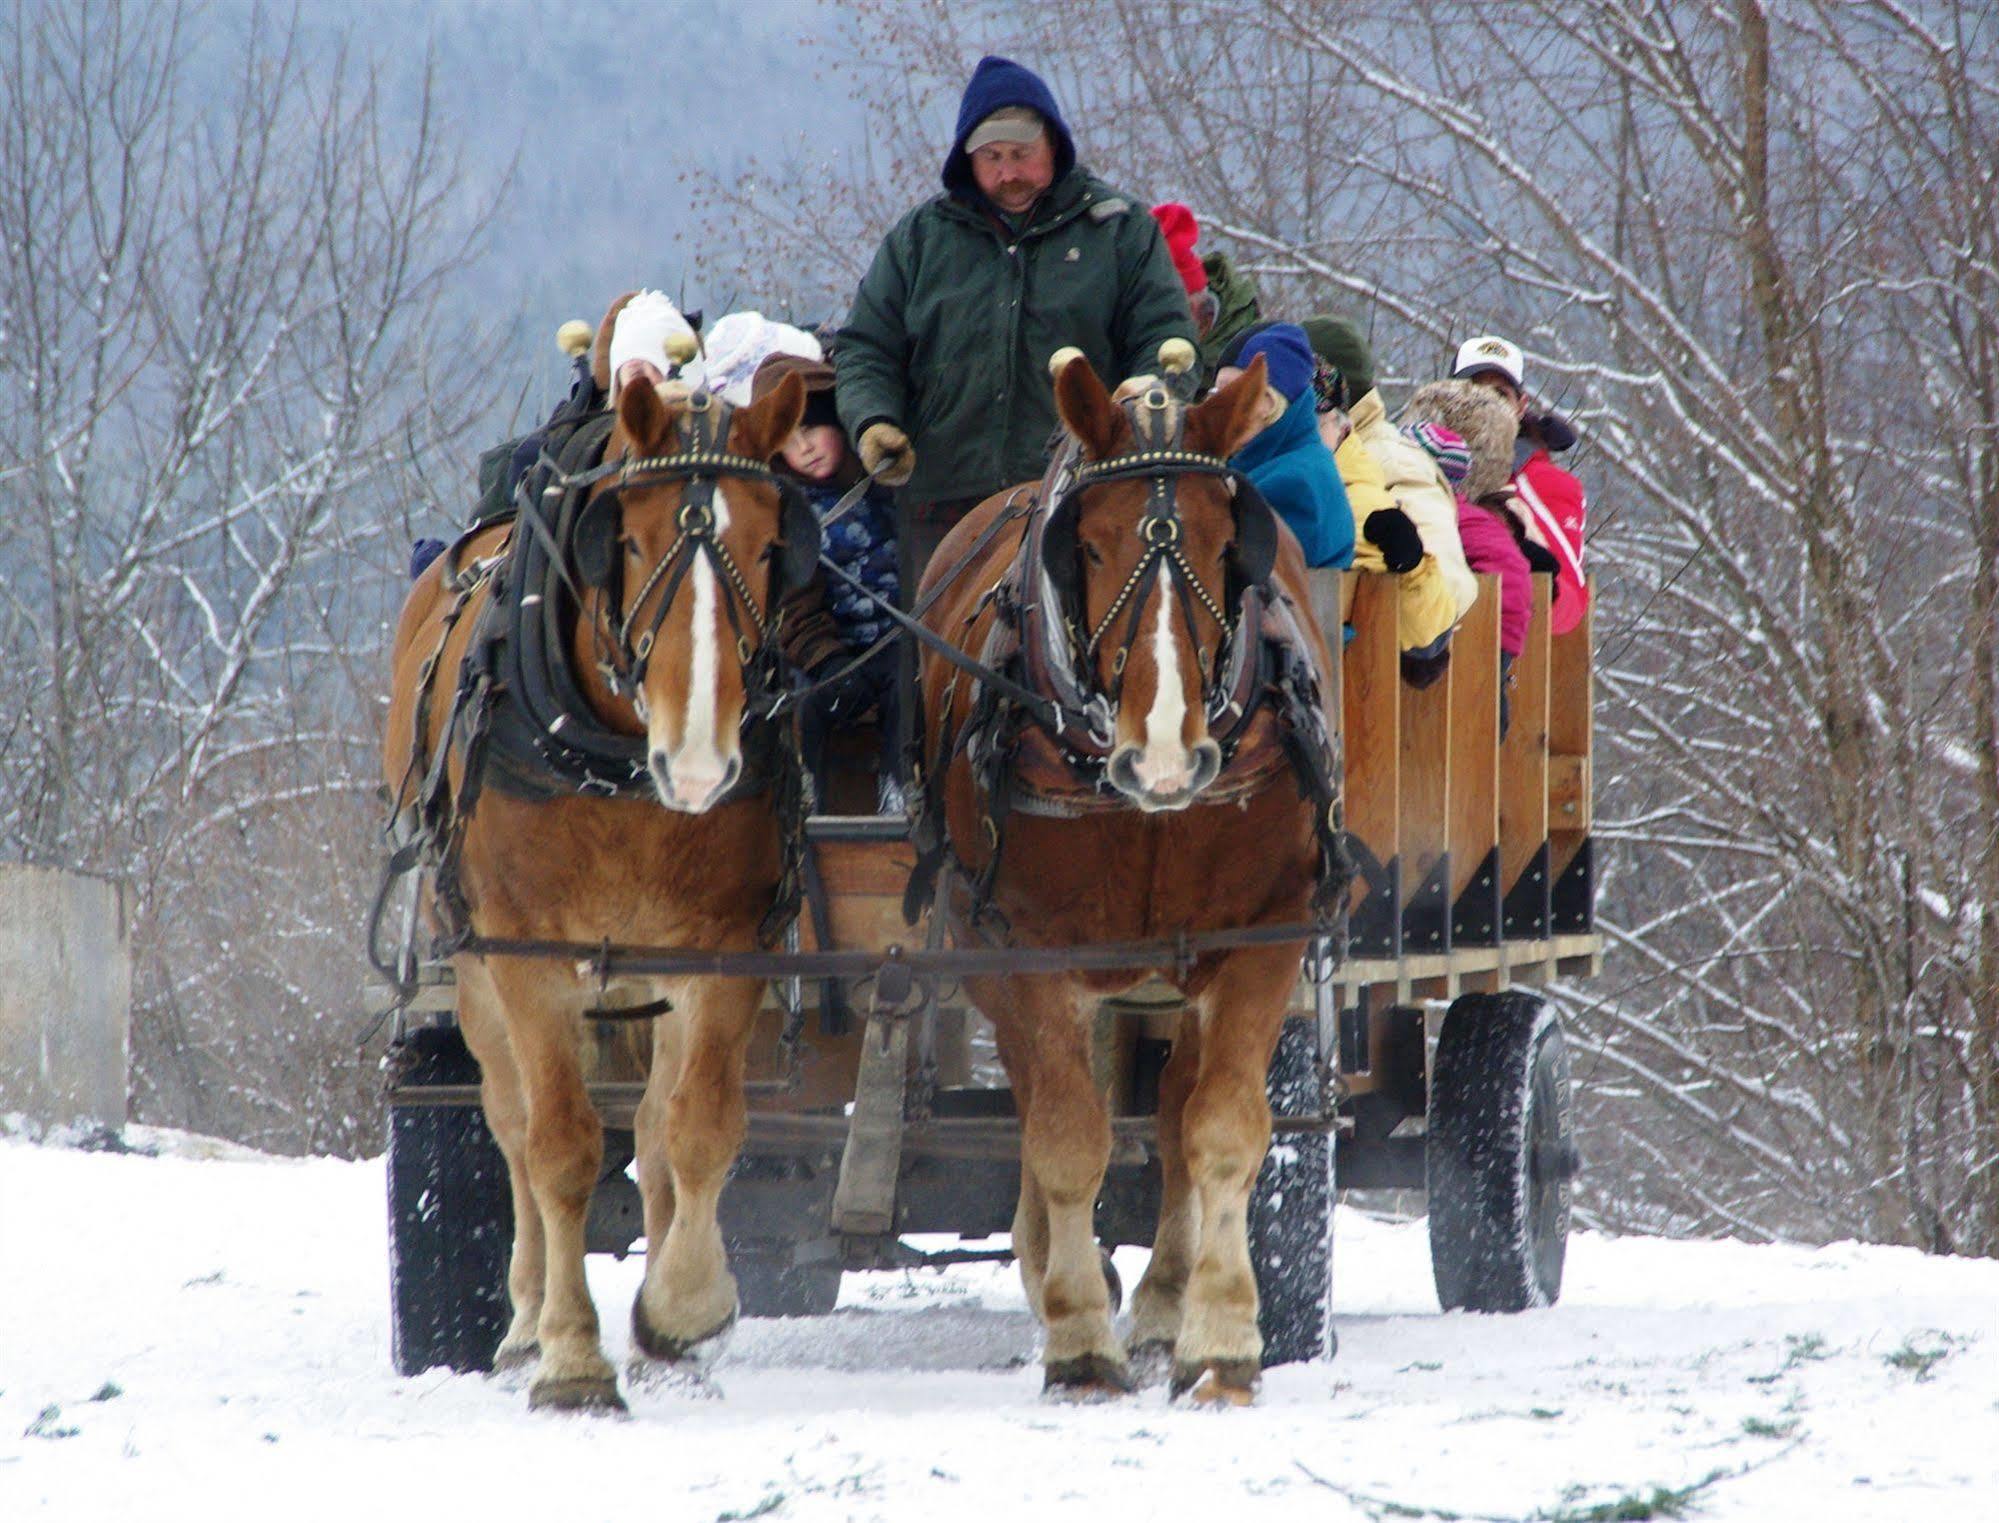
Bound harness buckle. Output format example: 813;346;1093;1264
678;499;715;534
1141;515;1181;546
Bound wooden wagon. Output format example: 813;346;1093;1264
380;567;1598;1376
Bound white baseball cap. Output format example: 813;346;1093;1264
1452;334;1525;389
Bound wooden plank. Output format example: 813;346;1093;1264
1448;578;1502;898
1548;576;1595;886
1546;753;1591;831
1498;576;1553;939
1398;616;1452;956
1342;573;1402;954
1447;576;1503;951
814;839;917;899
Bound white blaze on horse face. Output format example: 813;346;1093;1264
648;486;741;812
1132;567;1194;795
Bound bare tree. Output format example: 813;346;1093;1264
0;0;497;1152
688;0;1999;1254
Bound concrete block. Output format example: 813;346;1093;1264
0;866;131;1129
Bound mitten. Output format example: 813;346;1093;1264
1364;507;1425;575
859;422;915;486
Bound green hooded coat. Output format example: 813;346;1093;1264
835;169;1195;510
1198;249;1264;376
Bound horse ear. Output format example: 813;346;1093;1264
1053;352;1123;459
1187;355;1269;459
730;372;807;463
593;291;639;393
616;374;672;455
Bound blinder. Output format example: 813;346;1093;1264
1226;472;1281;590
572;489;623;589
774;479;824;592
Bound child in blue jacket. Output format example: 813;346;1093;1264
752;353;903;812
1214;323;1355;568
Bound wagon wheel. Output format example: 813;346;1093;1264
1426;991;1578;1313
385;1024;513;1374
1249;1014;1336;1365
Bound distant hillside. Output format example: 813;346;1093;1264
217;0;874;402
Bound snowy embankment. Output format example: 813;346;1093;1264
2;1132;1993;1522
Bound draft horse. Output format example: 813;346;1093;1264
914;355;1340;1402
382;311;814;1412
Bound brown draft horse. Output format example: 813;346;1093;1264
916;356;1334;1403
382;320;809;1412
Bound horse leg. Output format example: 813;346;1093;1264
1128;1010;1201;1365
987;1008;1048;1321
1172;944;1296;1405
485;960;621;1413
631;975;762;1362
455;959;543;1374
631;993;686;1265
977;972;1130;1396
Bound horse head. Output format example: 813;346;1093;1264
575;369;813;813
1047;354;1274;812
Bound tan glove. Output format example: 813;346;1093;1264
859;422;915;487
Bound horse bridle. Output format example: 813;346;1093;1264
567;391;818;704
1047;384;1276;717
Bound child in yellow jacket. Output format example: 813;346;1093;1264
1301;317;1476;686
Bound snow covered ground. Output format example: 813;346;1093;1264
3;1129;1994;1522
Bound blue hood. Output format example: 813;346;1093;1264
942;56;1077;198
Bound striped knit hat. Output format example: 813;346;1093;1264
1401;420;1472;490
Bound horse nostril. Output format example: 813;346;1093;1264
1188;740;1223;794
649;749;672;786
1107;746;1142;796
718;755;742;795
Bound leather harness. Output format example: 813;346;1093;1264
905;388;1351;932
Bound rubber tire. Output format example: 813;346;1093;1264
386;1025;513;1375
1249;1015;1336;1365
729;1240;843;1318
1427;991;1575;1313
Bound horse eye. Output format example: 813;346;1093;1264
1083;542;1104;566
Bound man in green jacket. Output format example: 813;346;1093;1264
834;55;1195;569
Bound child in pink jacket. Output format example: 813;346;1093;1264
1400;407;1532;735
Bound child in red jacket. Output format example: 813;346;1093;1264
1452;336;1589;634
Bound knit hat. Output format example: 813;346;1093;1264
751;352;839;431
1299;314;1375;400
1221;322;1315;404
1399;379;1521;502
605;289;700;400
699;311;823;407
1149;203;1207;295
1401;421;1472;490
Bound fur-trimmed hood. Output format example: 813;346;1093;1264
1398;379;1520;503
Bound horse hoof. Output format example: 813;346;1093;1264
631;1293;739;1364
526;1375;627;1415
1170;1359;1260;1406
1043;1352;1135;1400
